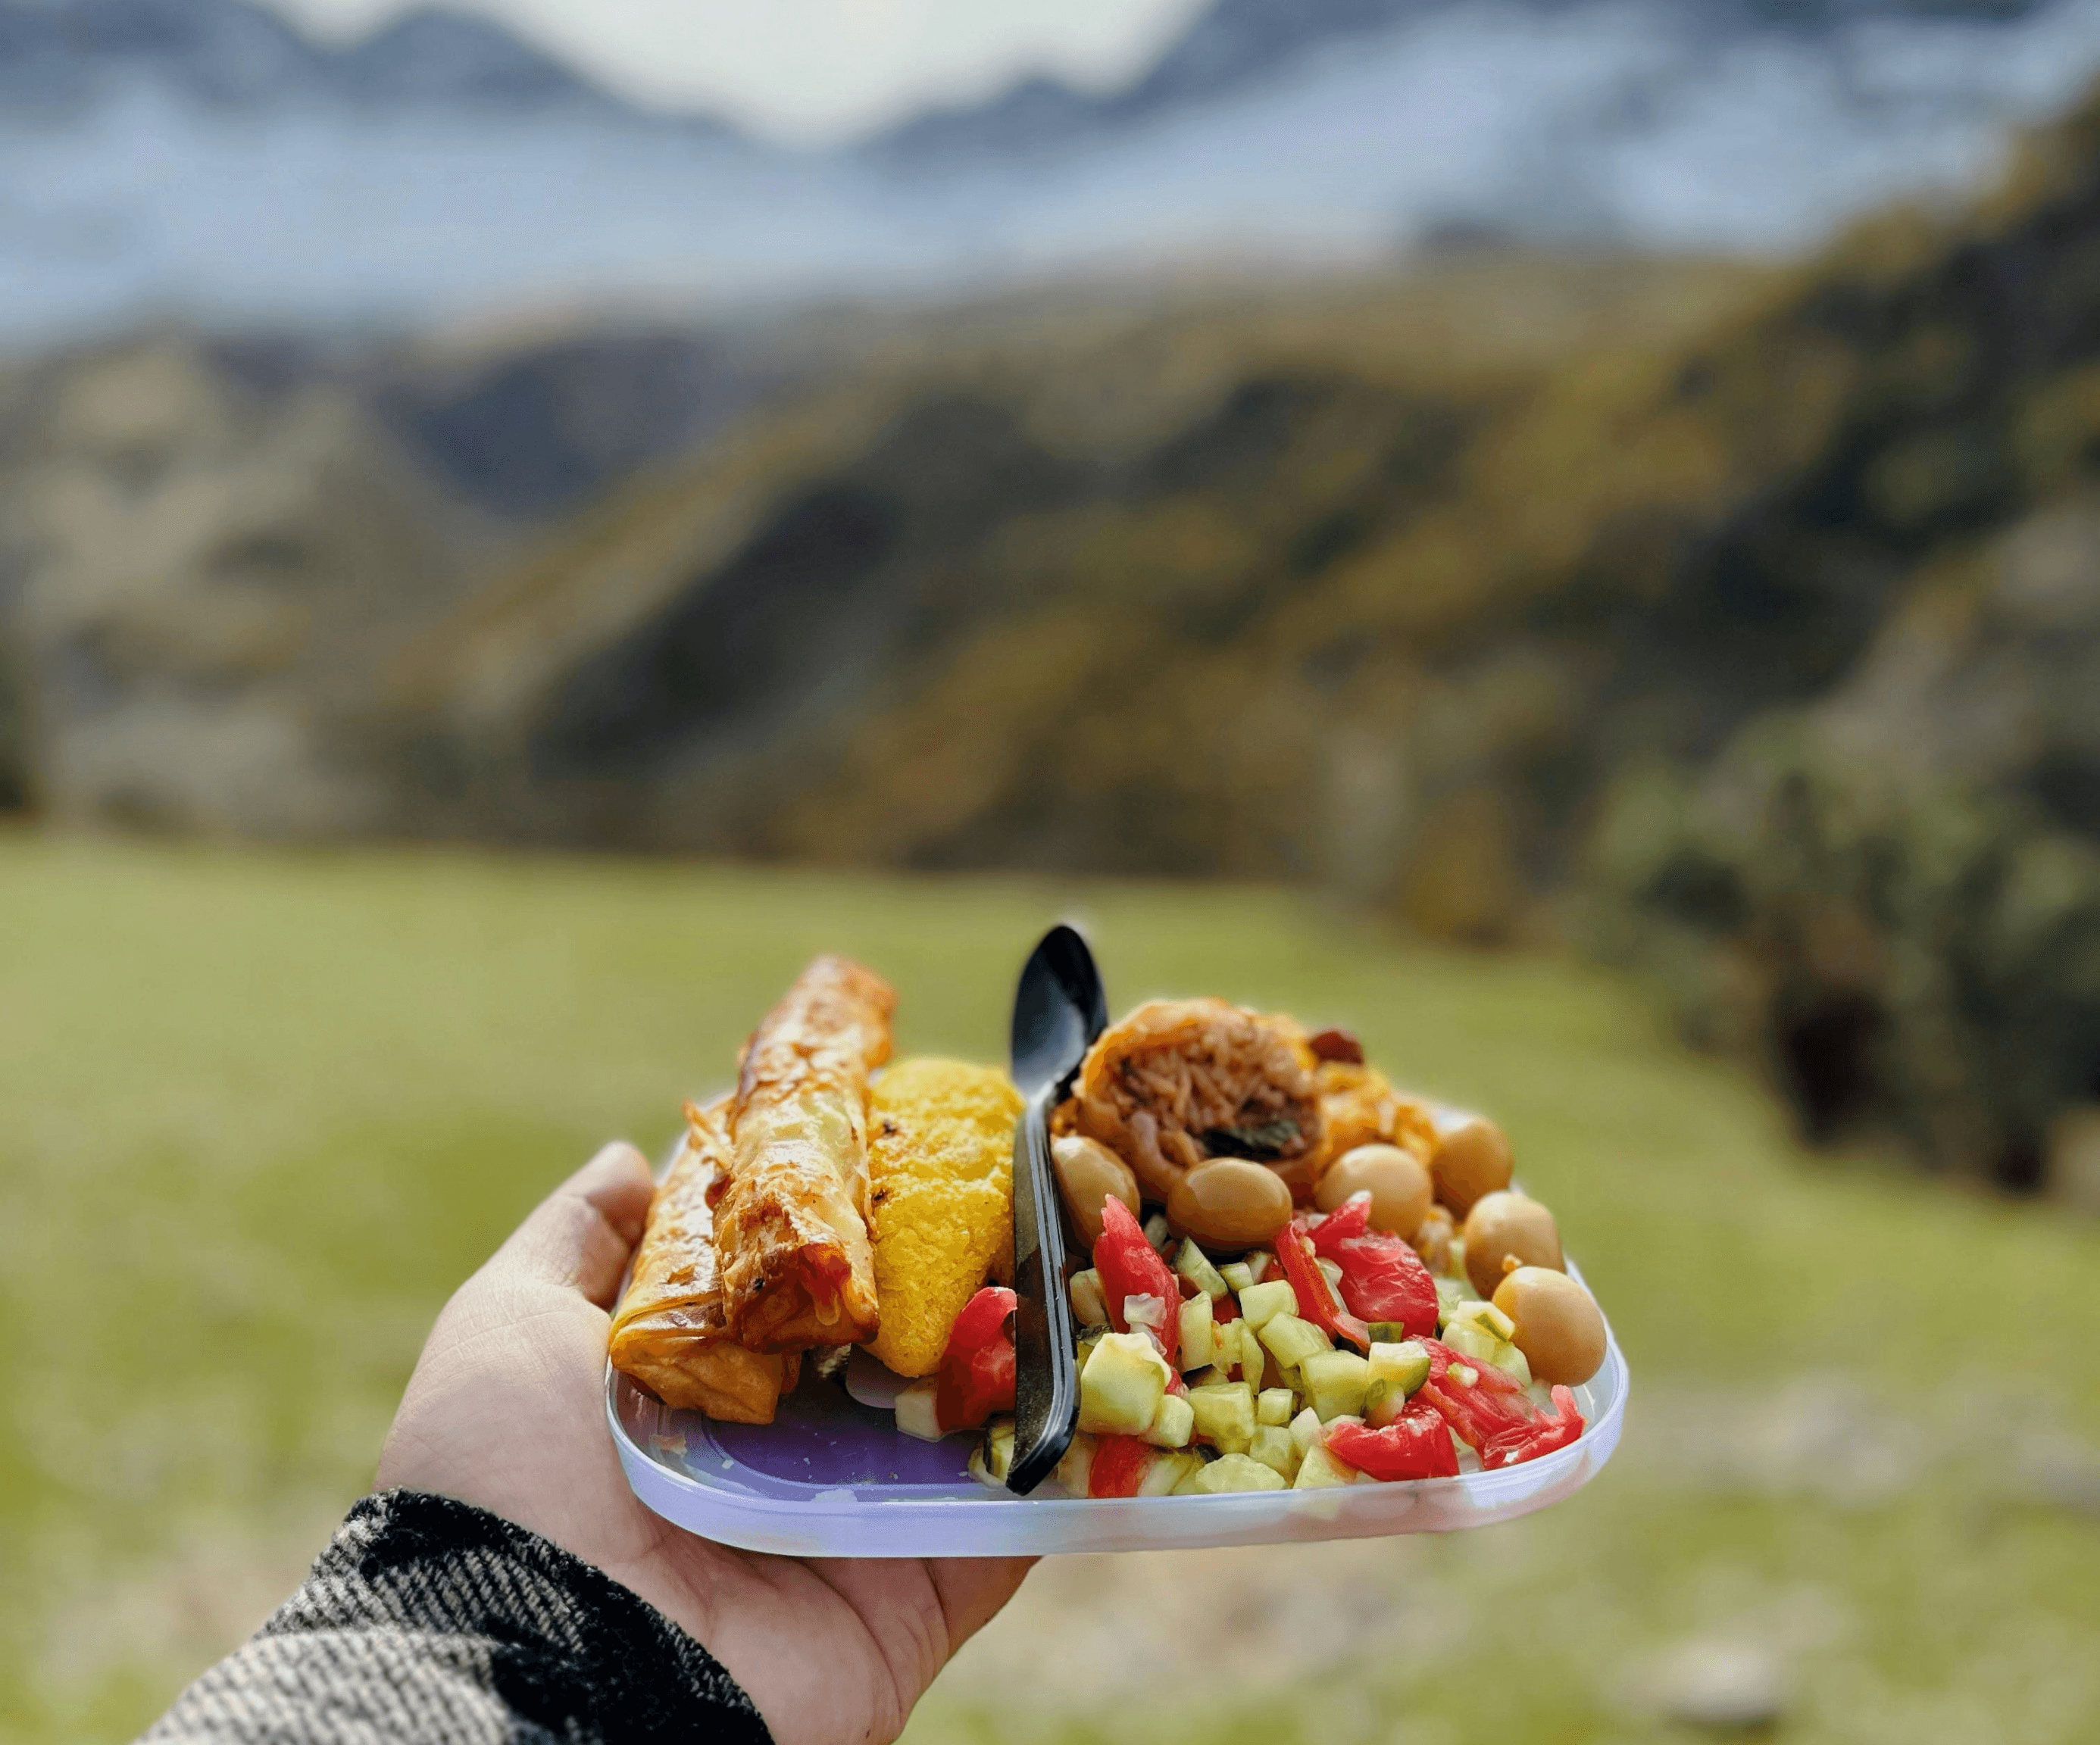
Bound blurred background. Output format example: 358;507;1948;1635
5;0;2100;1740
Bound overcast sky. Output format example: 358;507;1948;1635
264;0;1205;143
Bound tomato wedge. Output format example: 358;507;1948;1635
1308;1195;1439;1338
1087;1434;1155;1498
1414;1336;1586;1468
933;1285;1016;1433
1094;1197;1181;1368
1278;1217;1370;1351
1325;1398;1460;1480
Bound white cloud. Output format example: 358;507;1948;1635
264;0;1206;144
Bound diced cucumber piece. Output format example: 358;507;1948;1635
1364;1381;1402;1428
1317;1257;1345;1295
1139;1451;1204;1497
1189;1382;1258;1455
1237;1278;1299;1331
1367;1321;1413;1343
1069;1269;1108;1326
1368;1340;1432;1399
1256;1388;1295;1427
1476;1303;1517;1341
1433;1276;1470;1321
1236;1322;1266;1391
1143;1391;1195;1450
1293;1444;1361;1489
1179;1294;1215;1371
1189;1364;1234;1390
1289;1406;1323;1456
1078;1331;1171;1434
1074;1325;1110;1376
1174;1240;1230;1300
1249;1424;1299;1479
1245;1250;1273;1283
1056;1431;1096;1496
1179;1452;1288;1494
1491;1341;1532;1387
1442;1322;1502;1366
1446;1238;1467;1280
1448;1363;1479;1388
1143;1212;1173;1252
1445;1299;1516;1343
1258;1312;1333;1372
894;1378;944;1443
1300;1349;1372;1422
1220;1261;1256;1294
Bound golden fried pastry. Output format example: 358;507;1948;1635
717;955;895;1352
1070;997;1323;1203
1306;1058;1439;1184
608;1101;802;1422
864;1058;1023;1378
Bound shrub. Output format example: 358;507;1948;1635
1585;718;2100;1189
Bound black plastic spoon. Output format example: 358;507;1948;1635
1004;923;1108;1494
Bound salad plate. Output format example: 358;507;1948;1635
606;932;1628;1556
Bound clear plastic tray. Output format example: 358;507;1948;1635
607;1266;1627;1557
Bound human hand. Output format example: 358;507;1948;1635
377;1143;1033;1745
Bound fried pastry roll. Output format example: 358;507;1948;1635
1071;997;1324;1203
608;1100;802;1423
717;954;895;1351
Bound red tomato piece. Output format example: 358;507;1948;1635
1278;1219;1370;1351
934;1285;1016;1433
1087;1434;1155;1498
1325;1400;1460;1481
1414;1338;1584;1467
1093;1198;1181;1368
1478;1386;1586;1469
1310;1197;1439;1337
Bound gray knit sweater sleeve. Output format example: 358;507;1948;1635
142;1491;770;1745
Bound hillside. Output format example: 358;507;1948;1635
386;95;2100;898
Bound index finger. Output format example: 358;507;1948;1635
494;1141;655;1308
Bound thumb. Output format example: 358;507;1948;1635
492;1141;655;1308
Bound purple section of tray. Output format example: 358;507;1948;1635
709;1378;974;1488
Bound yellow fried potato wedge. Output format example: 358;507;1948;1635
864;1057;1023;1378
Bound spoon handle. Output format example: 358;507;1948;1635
1006;1088;1078;1494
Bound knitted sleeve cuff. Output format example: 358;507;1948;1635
145;1490;770;1745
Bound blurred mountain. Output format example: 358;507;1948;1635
14;0;2100;337
876;0;2061;160
0;0;636;117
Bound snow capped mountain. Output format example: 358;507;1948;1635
8;0;2100;342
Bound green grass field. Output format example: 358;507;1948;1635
3;832;2097;1744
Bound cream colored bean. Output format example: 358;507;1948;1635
1052;1135;1141;1249
1314;1144;1432;1238
1430;1116;1514;1219
1165;1157;1295;1250
1463;1189;1563;1299
1493;1266;1605;1385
